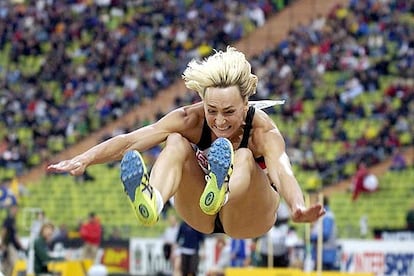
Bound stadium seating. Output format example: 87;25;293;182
17;163;168;238
0;0;287;176
23;160;403;241
329;167;414;238
1;0;294;237
3;0;414;241
272;66;414;237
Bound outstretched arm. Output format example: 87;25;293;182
47;124;167;175
47;107;198;176
261;129;325;223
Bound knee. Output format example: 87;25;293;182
234;148;256;169
165;133;192;154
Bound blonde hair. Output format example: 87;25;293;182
182;46;258;100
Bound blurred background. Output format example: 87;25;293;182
0;0;413;275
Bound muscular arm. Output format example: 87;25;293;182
255;116;324;223
261;128;306;213
48;106;200;175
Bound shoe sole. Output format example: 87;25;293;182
199;137;234;215
120;150;158;226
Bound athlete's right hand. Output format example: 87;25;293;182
47;158;87;176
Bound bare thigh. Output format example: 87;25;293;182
170;137;216;233
220;149;280;238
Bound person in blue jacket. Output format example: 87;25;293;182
176;221;205;276
230;238;247;267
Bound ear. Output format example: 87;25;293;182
243;100;249;112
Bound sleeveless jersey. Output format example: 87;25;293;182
193;106;266;172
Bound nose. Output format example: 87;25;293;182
215;114;226;125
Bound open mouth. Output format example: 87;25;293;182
215;125;231;131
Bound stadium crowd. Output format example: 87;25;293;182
0;0;413;187
0;0;413;274
0;0;292;178
245;0;414;186
152;0;414;186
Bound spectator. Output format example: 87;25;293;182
285;226;302;269
51;224;69;250
230;238;247;267
359;215;369;238
34;222;65;275
257;201;291;268
4;0;413;203
0;0;280;177
206;234;231;276
161;213;180;276
107;227;123;243
176;221;205;276
79;212;102;261
389;149;407;171
311;196;338;271
351;163;378;201
1;205;26;276
248;239;261;267
30;210;48;239
5;0;414;256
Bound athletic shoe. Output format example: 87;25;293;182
120;150;158;226
199;137;234;215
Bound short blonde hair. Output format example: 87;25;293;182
182;46;258;100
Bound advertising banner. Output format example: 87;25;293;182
100;246;129;273
129;237;218;275
129;238;174;275
339;239;414;276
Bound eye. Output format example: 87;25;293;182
207;109;217;114
225;110;235;114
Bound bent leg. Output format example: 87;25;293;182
220;148;280;238
150;133;217;233
149;133;193;201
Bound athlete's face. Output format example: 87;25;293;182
204;86;248;139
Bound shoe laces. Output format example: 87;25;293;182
140;174;153;199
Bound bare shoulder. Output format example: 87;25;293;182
251;108;281;135
180;102;205;123
250;108;285;155
155;102;205;138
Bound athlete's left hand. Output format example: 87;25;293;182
291;204;325;223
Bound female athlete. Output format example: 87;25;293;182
48;47;325;238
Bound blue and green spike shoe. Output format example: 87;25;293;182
120;150;158;226
199;137;234;215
